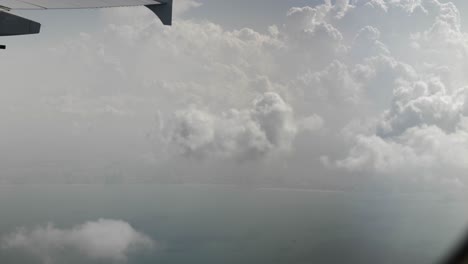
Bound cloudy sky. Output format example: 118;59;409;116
1;0;468;192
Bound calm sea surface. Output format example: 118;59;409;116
0;184;467;264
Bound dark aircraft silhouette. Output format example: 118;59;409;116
0;0;172;49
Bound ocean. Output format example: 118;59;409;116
0;184;466;264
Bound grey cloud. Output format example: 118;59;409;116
298;114;324;132
350;26;390;59
299;60;362;105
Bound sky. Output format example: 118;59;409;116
1;0;468;192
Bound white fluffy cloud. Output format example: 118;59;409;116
2;0;468;189
173;0;202;16
335;79;468;177
1;219;155;263
164;92;298;160
337;124;468;173
281;0;468;186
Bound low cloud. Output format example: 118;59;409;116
164;92;301;160
2;219;155;263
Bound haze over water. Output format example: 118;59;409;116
0;184;466;264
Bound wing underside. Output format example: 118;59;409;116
0;0;172;43
0;0;163;10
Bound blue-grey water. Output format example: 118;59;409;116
0;184;467;264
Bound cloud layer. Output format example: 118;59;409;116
2;0;468;190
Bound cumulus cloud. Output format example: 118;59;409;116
173;0;202;16
334;77;468;178
3;0;468;189
337;124;468;173
377;79;464;137
273;0;464;185
2;219;155;263
164;92;298;160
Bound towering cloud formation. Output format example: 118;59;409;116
1;0;468;189
165;92;297;160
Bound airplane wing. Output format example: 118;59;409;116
0;0;165;9
0;0;172;48
0;0;163;9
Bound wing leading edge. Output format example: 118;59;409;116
0;0;172;47
0;0;161;10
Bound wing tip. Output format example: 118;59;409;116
146;0;172;26
0;11;41;36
